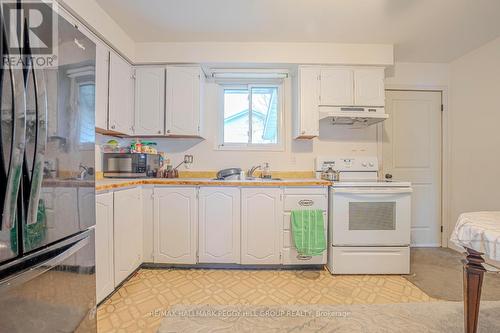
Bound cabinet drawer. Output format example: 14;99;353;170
328;246;410;274
282;248;327;265
283;212;327;230
283;195;327;211
282;230;327;265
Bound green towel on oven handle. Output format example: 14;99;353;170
291;209;326;256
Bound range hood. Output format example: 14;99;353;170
319;106;388;127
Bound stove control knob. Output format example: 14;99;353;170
369;162;375;167
361;162;367;167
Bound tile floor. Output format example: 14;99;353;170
97;268;434;333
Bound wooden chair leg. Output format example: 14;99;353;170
463;247;486;333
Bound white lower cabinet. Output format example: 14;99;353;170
198;187;240;263
241;188;282;265
113;187;143;286
153;187;197;264
95;192;114;303
282;188;328;265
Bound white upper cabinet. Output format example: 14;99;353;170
293;66;320;139
95;42;109;130
318;66;385;107
354;68;385;106
198;187;240;264
154;187;197;264
134;67;165;136
95;192;114;303
241;188;282;265
113;187;143;286
108;52;135;135
319;68;354;106
165;66;204;137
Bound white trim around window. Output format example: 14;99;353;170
216;82;284;151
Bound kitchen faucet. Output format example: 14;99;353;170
247;165;262;178
78;163;94;180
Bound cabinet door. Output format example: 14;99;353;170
241;188;282;264
134;67;165;135
108;52;134;134
354;68;385;106
154;187;197;264
165;66;201;136
113;187;142;286
96;192;114;303
320;68;354;106
95;42;109;130
294;66;320;139
198;187;240;264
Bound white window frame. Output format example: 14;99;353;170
76;80;96;150
217;82;284;151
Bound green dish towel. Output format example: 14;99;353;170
291;209;326;256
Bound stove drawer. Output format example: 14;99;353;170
327;246;410;275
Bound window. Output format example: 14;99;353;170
219;84;282;150
78;83;96;145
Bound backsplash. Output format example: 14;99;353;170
95;81;379;173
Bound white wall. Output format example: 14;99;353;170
448;36;500;242
58;0;135;61
134;42;393;66
98;77;379;172
385;62;449;88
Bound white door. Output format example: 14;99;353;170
134;67;165;135
320;68;353;106
198;187;240;263
95;42;109;130
108;52;134;135
354;68;385;106
154;187;197;264
113;187;143;285
294;66;320;139
383;90;442;246
165;66;201;136
95;192;114;303
241;188;282;264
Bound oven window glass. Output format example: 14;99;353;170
348;202;396;230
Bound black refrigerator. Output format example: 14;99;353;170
0;1;96;331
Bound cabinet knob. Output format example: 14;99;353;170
301;130;306;134
111;125;115;129
158;130;162;134
166;130;171;134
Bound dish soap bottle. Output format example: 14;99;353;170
262;162;272;179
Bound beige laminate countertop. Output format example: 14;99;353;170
96;177;331;191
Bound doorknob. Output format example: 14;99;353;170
385;173;393;179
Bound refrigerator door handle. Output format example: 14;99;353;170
26;68;48;226
2;66;27;231
0;235;88;292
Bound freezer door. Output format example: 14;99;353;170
21;6;96;253
0;230;96;332
0;11;27;264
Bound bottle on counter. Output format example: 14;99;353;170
262;162;272;179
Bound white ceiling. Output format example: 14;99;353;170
95;0;500;62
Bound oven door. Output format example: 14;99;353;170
331;187;412;246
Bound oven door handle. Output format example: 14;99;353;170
332;188;413;195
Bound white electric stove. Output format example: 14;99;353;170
316;157;412;275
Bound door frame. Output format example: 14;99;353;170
379;84;450;248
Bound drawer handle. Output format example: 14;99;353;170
297;254;312;260
298;199;314;206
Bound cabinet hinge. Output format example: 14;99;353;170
441;104;444;112
440;226;444;233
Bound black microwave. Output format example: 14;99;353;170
103;153;160;178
